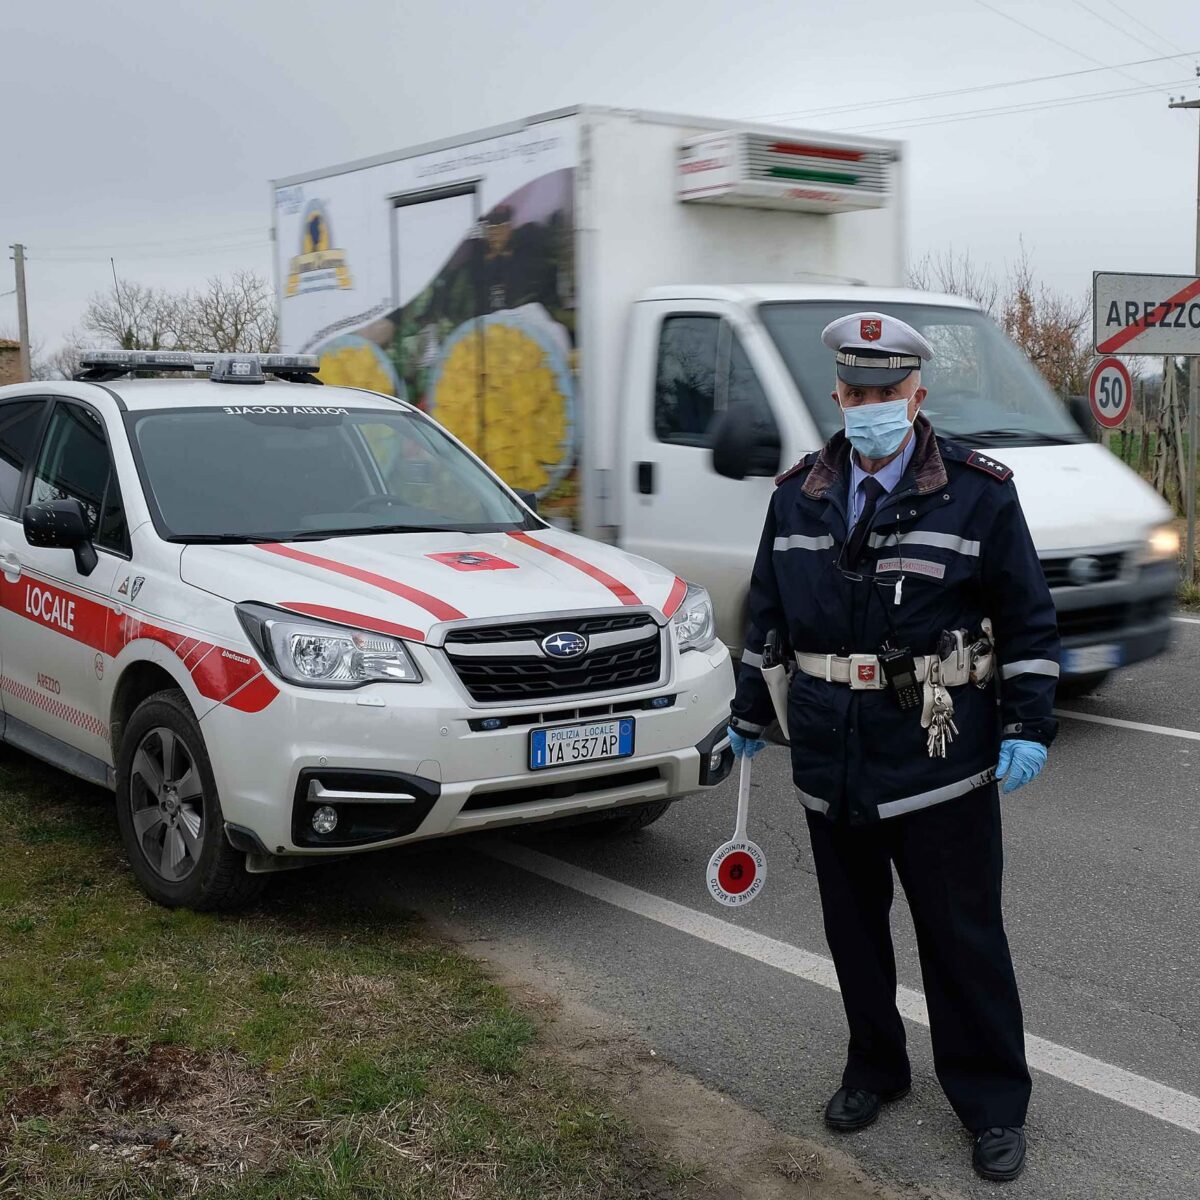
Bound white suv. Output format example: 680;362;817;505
0;351;735;908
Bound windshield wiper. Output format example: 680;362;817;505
285;524;463;540
956;427;1082;447
170;533;284;544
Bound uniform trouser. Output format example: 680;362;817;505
804;783;1031;1130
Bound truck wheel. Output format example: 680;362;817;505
1057;671;1110;700
115;689;266;911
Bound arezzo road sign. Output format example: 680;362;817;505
1093;272;1200;356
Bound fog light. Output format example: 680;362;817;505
311;804;338;834
650;696;671;709
710;750;724;772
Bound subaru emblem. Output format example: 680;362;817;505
541;631;588;659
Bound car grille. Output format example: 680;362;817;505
1056;596;1173;639
1041;552;1125;588
443;612;663;703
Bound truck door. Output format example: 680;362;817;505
619;301;792;647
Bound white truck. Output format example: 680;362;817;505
274;104;1178;689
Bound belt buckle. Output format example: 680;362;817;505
849;654;882;690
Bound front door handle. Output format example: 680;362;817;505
0;553;21;579
636;461;657;495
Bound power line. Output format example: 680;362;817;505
744;50;1198;123
1070;0;1180;63
35;238;269;264
35;226;265;253
1100;0;1188;58
835;75;1197;134
972;0;1156;88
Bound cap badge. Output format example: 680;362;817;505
860;319;882;341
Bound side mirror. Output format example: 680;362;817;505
514;488;539;514
23;498;99;576
1067;394;1095;438
710;405;782;481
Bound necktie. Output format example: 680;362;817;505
846;476;886;567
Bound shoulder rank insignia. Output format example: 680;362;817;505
965;450;1013;482
775;451;818;486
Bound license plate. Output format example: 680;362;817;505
529;717;635;771
1063;643;1123;675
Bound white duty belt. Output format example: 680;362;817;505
794;644;992;691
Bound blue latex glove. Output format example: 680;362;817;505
728;726;767;759
996;739;1047;794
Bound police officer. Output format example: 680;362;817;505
728;312;1058;1183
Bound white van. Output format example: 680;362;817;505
274;105;1177;688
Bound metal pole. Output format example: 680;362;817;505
1169;94;1200;584
10;244;30;382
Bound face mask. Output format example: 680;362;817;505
840;395;914;460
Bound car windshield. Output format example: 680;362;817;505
758;301;1087;447
129;404;536;542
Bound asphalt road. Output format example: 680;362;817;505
337;621;1200;1199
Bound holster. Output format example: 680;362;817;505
761;630;790;740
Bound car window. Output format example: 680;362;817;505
31;403;128;554
0;399;47;517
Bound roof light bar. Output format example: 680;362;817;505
75;350;321;380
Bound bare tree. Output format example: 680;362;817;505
78;271;277;355
1000;243;1091;397
35;334;88;381
908;247;1000;316
81;281;188;351
181;271;278;353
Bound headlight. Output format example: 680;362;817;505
236;603;421;688
1142;523;1180;564
672;583;717;653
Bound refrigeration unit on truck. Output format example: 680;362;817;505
274;104;1178;689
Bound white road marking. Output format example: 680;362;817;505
488;841;1200;1138
1171;615;1200;625
1055;708;1200;742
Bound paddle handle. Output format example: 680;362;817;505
734;753;752;842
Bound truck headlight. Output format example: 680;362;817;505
236;603;421;688
672;583;717;653
1141;523;1180;564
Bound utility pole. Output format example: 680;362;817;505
1169;92;1200;584
9;244;30;382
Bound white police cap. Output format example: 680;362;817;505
820;311;934;387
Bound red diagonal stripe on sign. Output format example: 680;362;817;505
257;544;465;622
507;532;642;605
1096;278;1200;354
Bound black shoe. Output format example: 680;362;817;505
973;1126;1026;1181
823;1084;910;1132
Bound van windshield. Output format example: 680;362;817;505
129;405;537;542
758;301;1087;447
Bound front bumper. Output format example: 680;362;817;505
200;638;734;856
1052;561;1176;676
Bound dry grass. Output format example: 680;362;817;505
0;746;699;1200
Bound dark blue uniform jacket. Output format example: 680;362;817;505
730;415;1059;825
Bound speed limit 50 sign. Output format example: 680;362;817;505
1089;357;1133;428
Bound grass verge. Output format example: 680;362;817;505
0;746;696;1199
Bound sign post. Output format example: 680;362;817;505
1093;270;1200;581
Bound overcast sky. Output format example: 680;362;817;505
2;0;1198;357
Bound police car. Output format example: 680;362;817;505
0;351;734;908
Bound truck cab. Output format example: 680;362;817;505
617;285;1178;686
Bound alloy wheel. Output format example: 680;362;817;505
128;726;204;881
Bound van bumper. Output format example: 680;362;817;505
1052;561;1176;677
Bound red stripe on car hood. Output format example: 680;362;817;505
258;543;465;622
506;532;642;605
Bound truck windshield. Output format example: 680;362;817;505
129;405;537;542
759;301;1087;447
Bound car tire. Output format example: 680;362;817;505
1056;671;1110;700
114;688;266;911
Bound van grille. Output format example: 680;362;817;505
444;613;663;703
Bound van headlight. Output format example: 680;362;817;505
236;603;422;688
672;583;717;653
1141;523;1180;564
